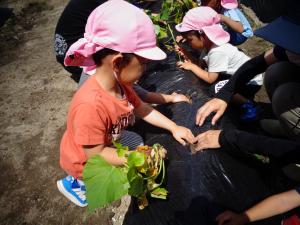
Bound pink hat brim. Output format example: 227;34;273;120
134;46;167;60
175;23;192;33
202;24;230;45
221;2;238;9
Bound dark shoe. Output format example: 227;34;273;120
259;119;288;138
240;101;261;122
283;164;300;182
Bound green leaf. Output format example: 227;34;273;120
128;168;144;197
127;151;145;167
144;9;152;16
151;14;161;23
158;28;168;39
127;166;137;182
160;10;170;21
112;140;123;149
113;141;128;157
83;155;128;212
174;13;183;24
147;179;160;191
150;187;168;199
254;154;270;163
154;24;161;36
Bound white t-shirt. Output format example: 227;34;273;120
203;43;263;85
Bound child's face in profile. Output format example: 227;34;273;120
183;33;205;50
118;55;148;85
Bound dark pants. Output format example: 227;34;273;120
264;61;300;140
119;130;144;150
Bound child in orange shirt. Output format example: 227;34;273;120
57;0;195;207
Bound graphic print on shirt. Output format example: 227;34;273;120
109;102;135;142
215;79;229;93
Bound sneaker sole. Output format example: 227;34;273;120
57;180;87;207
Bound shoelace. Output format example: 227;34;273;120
73;187;86;201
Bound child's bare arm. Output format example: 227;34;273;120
245;189;300;222
83;144;126;166
134;102;195;145
145;92;190;104
177;61;219;84
216;189;300;225
219;14;244;33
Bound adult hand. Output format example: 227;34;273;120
216;211;249;225
196;98;228;126
171;125;195;146
177;60;195;71
170;92;191;103
194;130;221;151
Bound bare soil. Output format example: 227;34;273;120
0;1;270;224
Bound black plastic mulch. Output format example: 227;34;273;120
123;53;292;225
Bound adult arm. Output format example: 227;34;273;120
216;48;276;102
194;129;300;163
219;129;300;162
196;48;279;126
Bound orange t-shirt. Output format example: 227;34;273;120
60;76;141;178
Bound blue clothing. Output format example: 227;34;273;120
223;8;253;45
296;185;300;195
226;29;247;46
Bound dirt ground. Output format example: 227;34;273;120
0;1;271;224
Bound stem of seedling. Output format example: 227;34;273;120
157;160;165;186
167;23;182;62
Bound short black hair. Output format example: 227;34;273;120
181;30;202;38
92;48;135;67
92;48;118;66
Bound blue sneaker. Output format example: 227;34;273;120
240;101;259;121
57;176;87;207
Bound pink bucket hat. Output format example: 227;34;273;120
175;6;230;46
64;0;166;67
221;0;238;9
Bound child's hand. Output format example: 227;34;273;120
170;92;191;103
176;35;184;43
218;14;225;22
175;45;186;58
177;60;195;71
171;125;195;146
